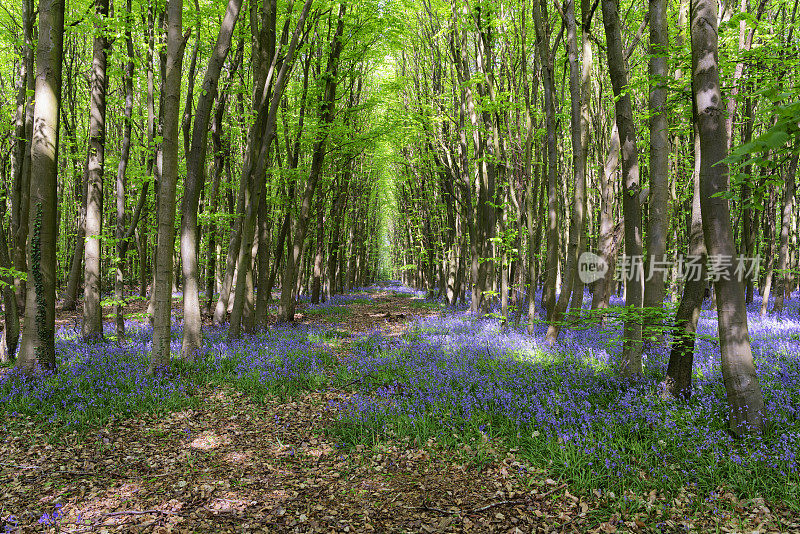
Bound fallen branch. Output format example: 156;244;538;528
340;371;377;388
0;462;40;470
416;503;453;515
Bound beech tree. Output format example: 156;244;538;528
82;0;110;342
691;0;765;434
149;0;184;373
15;0;65;374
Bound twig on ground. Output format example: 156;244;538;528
0;462;40;470
469;499;527;513
417;503;453;515
340;371;377;388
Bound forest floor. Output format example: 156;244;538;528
1;287;796;533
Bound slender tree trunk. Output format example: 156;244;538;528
772;154;798;314
0;222;19;360
759;183;777;316
11;0;36;313
546;0;584;343
276;1;346;323
311;196;326;304
663;127;705;400
252;184;272;326
180;0;243;357
691;0;765;435
204;70;235;312
16;0;65;375
82;0;110;342
741;91;757;303
115;0;136;340
230;0;315;334
61;159;87;310
149;0;184;373
643;0;670;341
602;0;644;376
533;0;559;323
591;121;621;312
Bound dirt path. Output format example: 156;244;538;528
1;293;592;533
3;386;589;533
1;291;787;533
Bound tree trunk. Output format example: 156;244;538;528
741;91;757;303
591;122;621;312
0;222;19;360
149;0;184;373
546;0;584;343
61;159;88;311
602;0;644;376
276;1;346;323
82;0;110;342
759;182;777;317
690;0;765;435
115;0;136;340
311;196;326;304
11;0;36;313
180;0;243;357
663;127;705;400
532;0;559;323
643;0;670;341
772;154;798;314
16;0;65;375
230;0;315;334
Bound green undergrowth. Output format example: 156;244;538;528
0;333;340;440
326;333;800;516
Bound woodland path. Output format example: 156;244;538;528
0;290;787;533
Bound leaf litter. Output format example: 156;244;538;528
1;291;795;533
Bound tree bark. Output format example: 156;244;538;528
11;0;36;312
690;0;765;435
275;1;345;323
546;0;584;343
602;0;644;376
642;0;670;341
532;0;559;323
60;158;87;311
82;0;110;342
772;155;798;314
16;0;65;375
230;0;315;334
311;195;326;304
663;127;705;400
204;39;242;313
180;0;243;357
114;0;136;340
149;0;184;373
759;182;777;317
0;219;19;360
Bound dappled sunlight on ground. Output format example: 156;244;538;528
189;431;231;451
2;283;798;532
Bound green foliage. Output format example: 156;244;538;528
726;101;800;168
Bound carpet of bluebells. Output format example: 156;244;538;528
2;282;799;505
